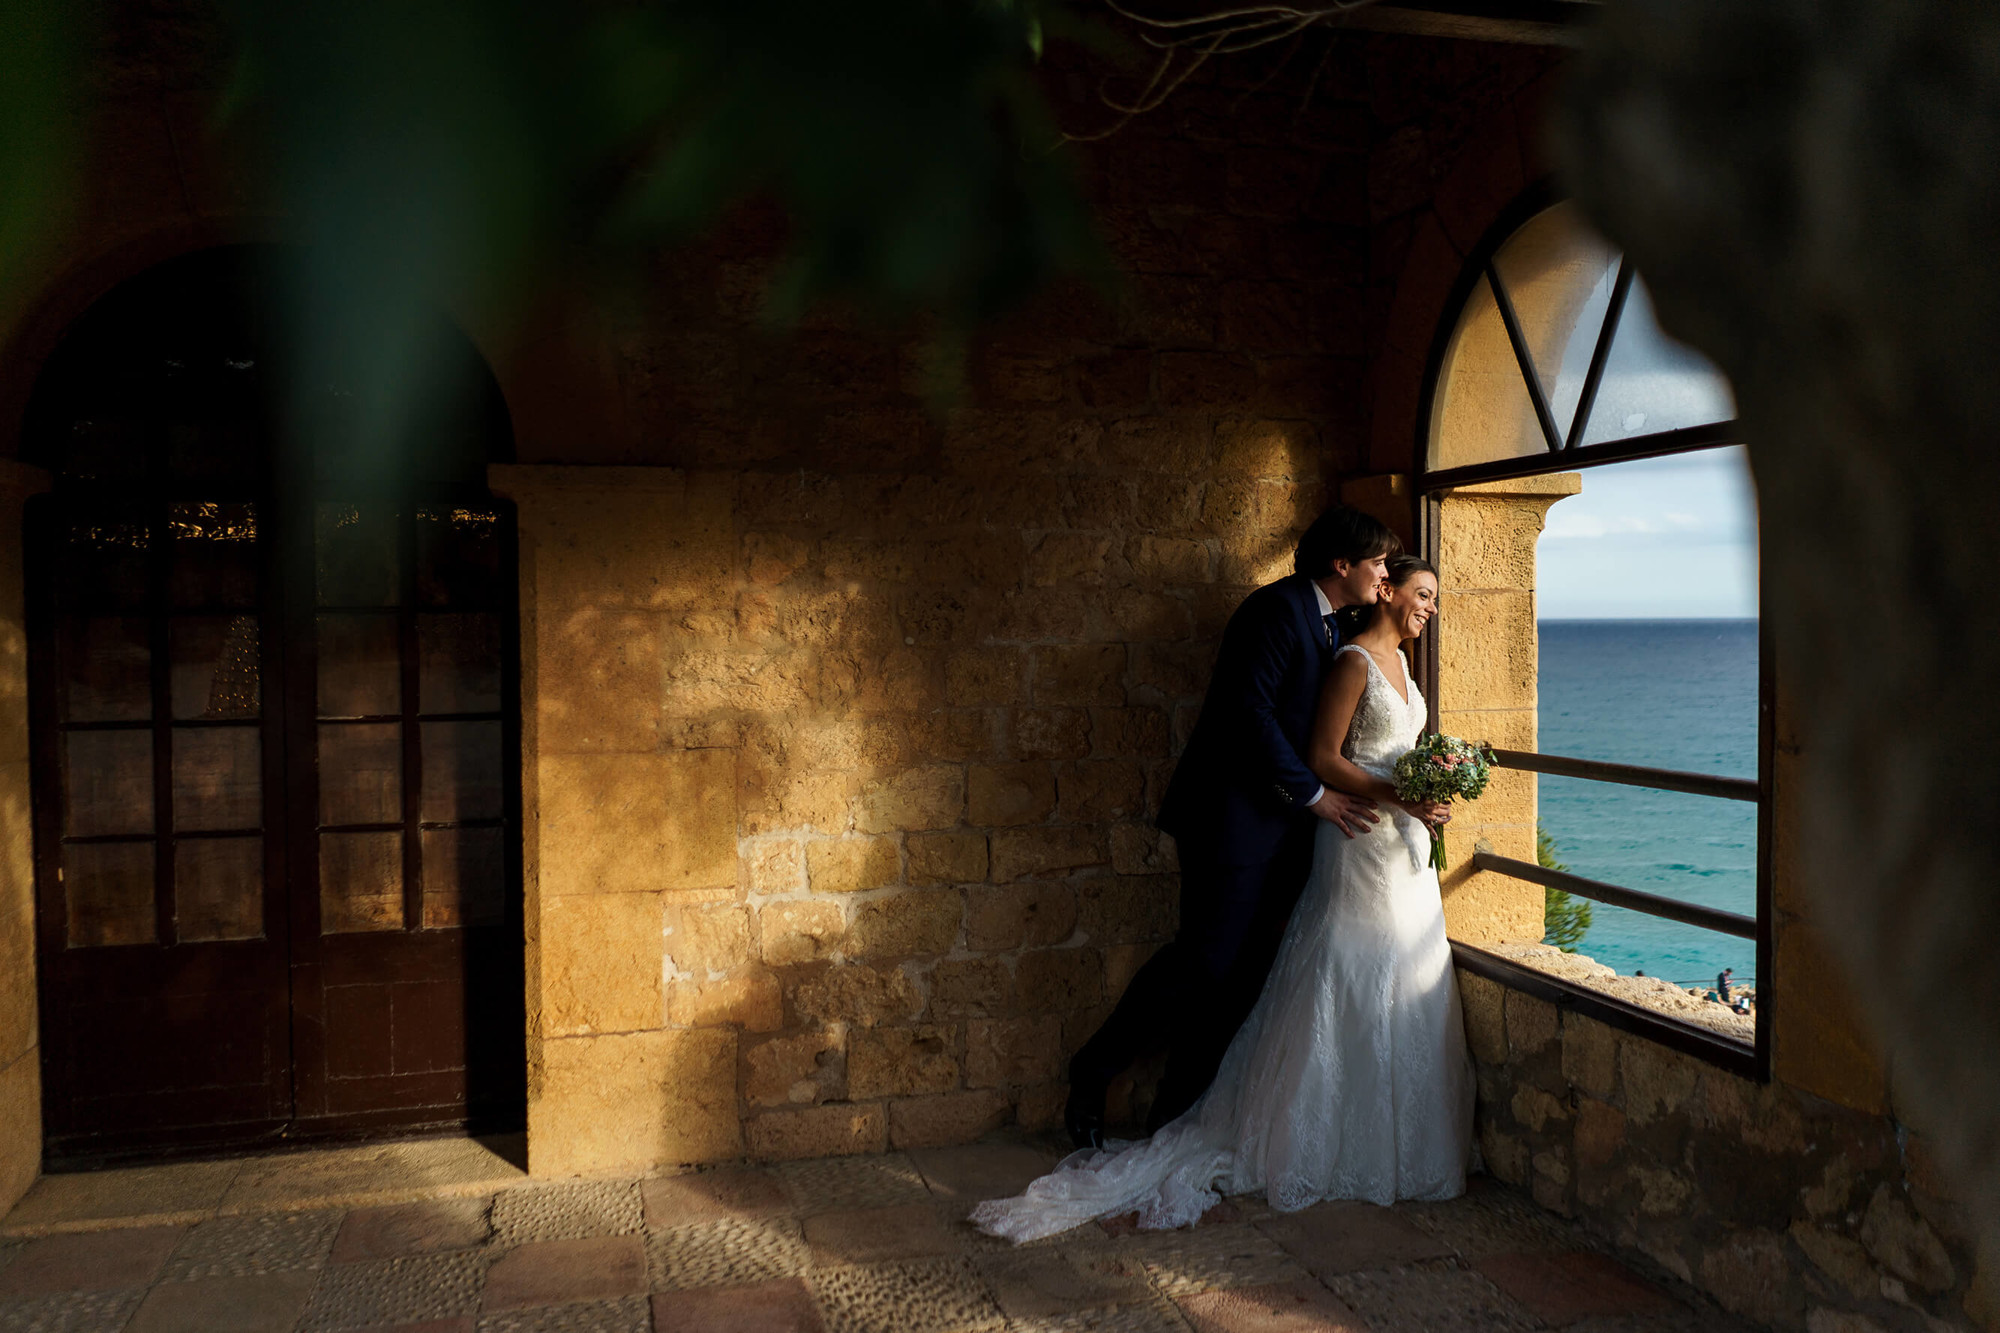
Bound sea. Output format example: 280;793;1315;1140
1535;619;1759;988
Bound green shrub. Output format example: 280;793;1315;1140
1538;823;1592;953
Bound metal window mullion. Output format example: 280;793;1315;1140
1484;263;1565;453
399;511;423;932
1565;258;1634;451
149;504;176;947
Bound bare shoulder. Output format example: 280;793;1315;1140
1323;649;1368;692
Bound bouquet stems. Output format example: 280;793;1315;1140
1430;825;1446;872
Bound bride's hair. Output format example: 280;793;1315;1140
1335;554;1437;639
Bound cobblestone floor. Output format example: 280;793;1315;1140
0;1131;1768;1333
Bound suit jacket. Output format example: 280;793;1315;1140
1156;573;1335;866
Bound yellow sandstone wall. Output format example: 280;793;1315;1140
1433;473;1579;944
0;464;48;1217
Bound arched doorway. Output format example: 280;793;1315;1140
23;247;524;1162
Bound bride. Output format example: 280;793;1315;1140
972;555;1474;1242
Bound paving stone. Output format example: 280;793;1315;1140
1256;1202;1455;1278
778;1155;932;1215
1;1160;238;1232
652;1278;828;1333
974;1246;1153;1318
300;1250;496;1330
0;1226;183;1293
1121;1225;1311;1297
809;1257;1007;1333
480;1236;645;1312
476;1293;651;1332
334;1198;493;1263
165;1210;344;1279
353;1321;474;1333
907;1143;1062;1206
1004;1295;1197;1333
803;1203;963;1266
219;1140;522;1215
1476;1251;1683;1326
1399;1183;1584;1262
489;1183;642;1245
126;1272;318;1333
0;1289;146;1332
647;1216;811;1291
641;1169;791;1229
1322;1260;1542;1333
1176;1278;1370;1332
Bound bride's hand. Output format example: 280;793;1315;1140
1400;800;1451;828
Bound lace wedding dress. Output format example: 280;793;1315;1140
971;645;1474;1243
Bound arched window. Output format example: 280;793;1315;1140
1420;197;1770;1078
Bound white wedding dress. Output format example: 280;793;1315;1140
971;645;1474;1242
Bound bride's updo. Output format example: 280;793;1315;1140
1335;554;1437;640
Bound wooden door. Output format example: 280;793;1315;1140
26;247;522;1162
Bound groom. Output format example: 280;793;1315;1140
1065;505;1400;1148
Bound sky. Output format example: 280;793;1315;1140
1536;446;1760;620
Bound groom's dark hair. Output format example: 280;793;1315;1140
1293;505;1400;579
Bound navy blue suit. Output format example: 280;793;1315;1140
1073;574;1339;1128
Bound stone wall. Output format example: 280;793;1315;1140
1458;970;1994;1331
0;466;44;1218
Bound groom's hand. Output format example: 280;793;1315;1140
1308;789;1379;838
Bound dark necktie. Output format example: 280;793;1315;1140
1323;613;1336;648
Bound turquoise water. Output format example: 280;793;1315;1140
1535;619;1758;987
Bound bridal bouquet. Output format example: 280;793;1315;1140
1392;733;1492;871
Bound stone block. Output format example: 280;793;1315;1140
1476;1251;1679;1325
530;1029;741;1176
928;958;1014;1018
1513;1084;1568;1133
483;1235;646;1310
533;607;665;753
807;838;901;894
745;1028;845;1108
1176;1278;1368;1332
539;750;736;897
854;766;965;835
886;1090;1013;1152
1572;1098;1626;1169
653;1278;824;1333
990;827;1108;883
1025;532;1115;587
1436;590;1537;712
1109;823;1176;875
788;963;925;1029
0;1226;182;1294
847;890;962;959
668;903;753;974
907;832;989;886
1090;707;1170;759
1788;1222;1880;1302
1013;949;1104;1012
1859;1183;1956;1292
1031;645;1128;707
126;1272;317;1333
945;648;1027;706
668;969;784;1032
1621;1040;1700;1126
1456;971;1508;1066
746;1103;887;1161
1505;990;1559;1058
331;1199;491;1262
1214;417;1318;477
542;892;666;1037
759;899;845;966
966;1016;1066;1088
641;1168;791;1229
1010;708;1092;760
744;839;806;895
1697;1230;1802;1327
847;1025;961;1100
1127;535;1212;585
1056;760;1145;823
1438;488;1574;591
1074;874;1177;943
0;1047;38;1219
1103;941;1162;1000
804;1201;960;1265
967;763;1057;827
1258;1202;1454;1278
964;883;1077;952
1562;1014;1619;1100
519;472;733;612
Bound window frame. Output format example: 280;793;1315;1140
1412;184;1775;1082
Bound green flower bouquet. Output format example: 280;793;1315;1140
1391;734;1492;871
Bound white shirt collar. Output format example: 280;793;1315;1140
1311;580;1333;617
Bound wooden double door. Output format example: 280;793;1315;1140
26;249;524;1162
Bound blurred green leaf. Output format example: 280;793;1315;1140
0;0;79;300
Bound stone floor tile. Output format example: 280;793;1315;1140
165;1209;344;1279
340;1321;474;1333
809;1257;1006;1333
0;1226;183;1293
1477;1251;1684;1326
335;1198;493;1263
1322;1259;1542;1333
219;1139;524;1215
0;1289;146;1332
1002;1295;1198;1333
1256;1202;1455;1278
1101;1202;1242;1242
1;1160;239;1233
1398;1181;1586;1262
300;1250;497;1330
1175;1278;1371;1332
480;1236;645;1313
1120;1225;1312;1298
647;1216;810;1291
126;1271;319;1333
476;1293;651;1332
651;1278;828;1333
907;1143;1062;1206
489;1184;641;1246
778;1155;933;1216
803;1202;963;1266
641;1168;791;1229
974;1246;1153;1318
